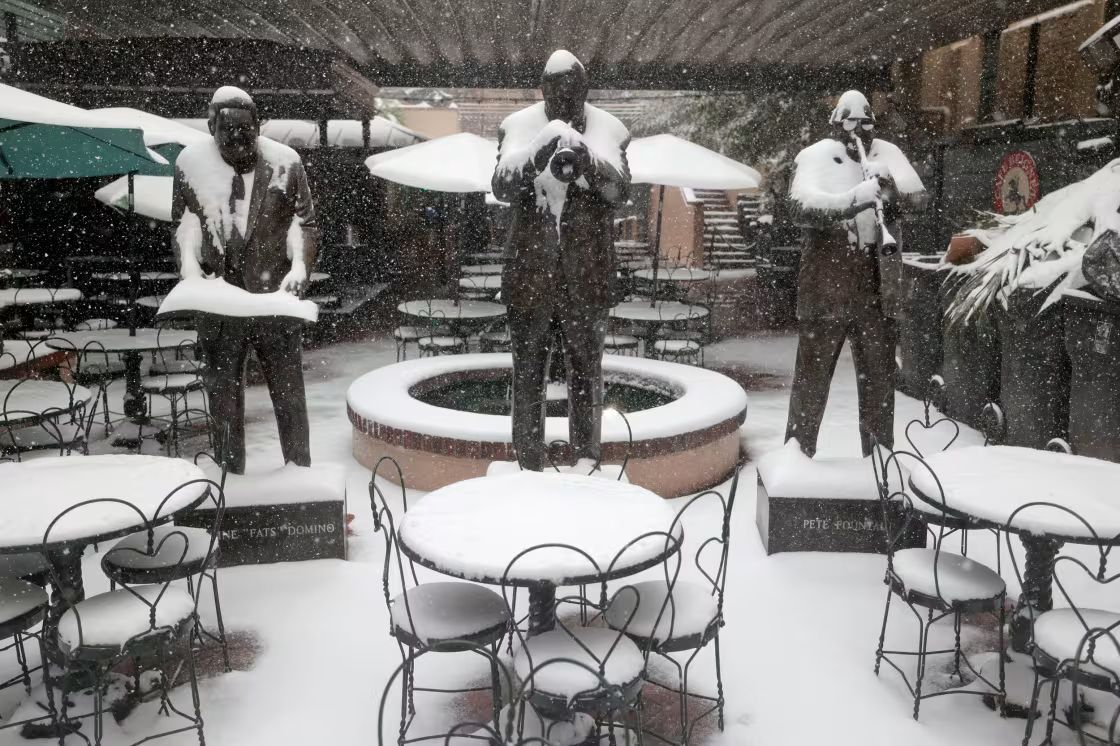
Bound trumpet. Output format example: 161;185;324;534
550;146;583;183
852;134;898;257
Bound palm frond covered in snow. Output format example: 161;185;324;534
944;159;1120;327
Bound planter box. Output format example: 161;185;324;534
1062;290;1120;462
754;444;925;555
177;462;348;567
898;254;946;398
995;287;1070;449
940;286;1001;430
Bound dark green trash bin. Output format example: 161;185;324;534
1062;289;1120;462
898;254;945;399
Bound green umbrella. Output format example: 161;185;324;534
0;84;168;180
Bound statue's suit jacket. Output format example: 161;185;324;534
172;137;318;291
492;103;630;310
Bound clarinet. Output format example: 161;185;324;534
852;135;898;257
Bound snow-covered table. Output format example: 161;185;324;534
457;275;501;290
631;267;711;283
0;268;46;289
0;455;208;616
460;264;503;275
609;301;709;324
0;380;91;430
90;271;179;283
398;471;680;635
46;328;197;423
0;288;82;309
398;299;506;335
908;446;1120;654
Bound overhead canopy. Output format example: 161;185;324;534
0;83;168;179
629;135;760;190
18;0;1076;90
366;131;759;193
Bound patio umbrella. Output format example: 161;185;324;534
365;132;497;193
0;84;168;180
627;134;761;301
94;174;174;221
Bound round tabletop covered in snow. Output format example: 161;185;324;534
0;288;82;308
398;472;680;585
458;275;502;290
91;271;179;282
610;301;709;323
0;454;209;552
45;327;196;354
908;446;1120;542
631;267;711;283
460;264;503;275
0;380;92;427
398;299;506;321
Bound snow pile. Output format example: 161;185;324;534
543;49;583;75
486;459;628;482
157;277;318;322
202;461;346;508
947;159;1120;323
57;584;195;650
756;439;879;500
398;472;676;583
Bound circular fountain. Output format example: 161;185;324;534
347;354;747;497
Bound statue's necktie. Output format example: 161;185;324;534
225;172;247;288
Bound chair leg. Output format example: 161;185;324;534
874;586;892;676
184;636;207;746
1022;669;1046;746
913;610;932;721
714;634;725;732
209;570;232;673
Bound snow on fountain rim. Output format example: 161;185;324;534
346;353;747;444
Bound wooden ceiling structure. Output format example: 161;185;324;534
18;0;1079;91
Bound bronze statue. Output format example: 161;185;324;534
492;50;631;470
784;90;926;457
172;86;318;473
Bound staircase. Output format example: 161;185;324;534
693;189;756;270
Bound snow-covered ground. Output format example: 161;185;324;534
0;332;1090;745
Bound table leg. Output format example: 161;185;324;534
122;351;146;422
1011;534;1064;653
528;582;557;637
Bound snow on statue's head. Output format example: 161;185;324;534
829;90;876;150
208;86;259;173
541;50;588;125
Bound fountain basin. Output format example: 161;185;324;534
347;354;747;497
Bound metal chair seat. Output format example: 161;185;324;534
102;525;217;585
0;552;50;582
604;580;720;651
393;325;425;342
149;358;203;376
512;627;645;715
74;318;118;331
0;577;47;639
1033;609;1120;687
604;334;640;349
75;360;126;383
390;581;511;648
889;548;1005;610
57;584;195;658
652;339;702;355
419;335;467;354
140;373;203;394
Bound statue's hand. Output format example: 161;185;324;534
281;265;308;296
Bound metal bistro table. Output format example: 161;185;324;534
45;328;197;424
0;380;92;434
0;289;83;336
0;269;47;290
398;471;681;636
908;445;1120;712
609;301;709;353
397;299;506;337
0;454;208;616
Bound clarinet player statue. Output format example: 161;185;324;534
784;90;927;458
492;50;631;471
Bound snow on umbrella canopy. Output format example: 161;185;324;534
365;132;498;193
628;134;761;190
0;84;169;180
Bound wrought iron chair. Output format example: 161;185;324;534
102;421;232;673
650;305;706;367
603;316;640;357
370;456;512;746
417;307;468;357
1071;628;1120;745
47;336;126;438
479;326;512;353
0;573;49;710
0;374;99;459
37;482;224;744
501;540;675;744
602;468;739;744
1006;503;1120;746
870;446;1007;720
138;327;207;457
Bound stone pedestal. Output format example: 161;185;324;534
177;462;348;566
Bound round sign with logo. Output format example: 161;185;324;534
993;150;1040;215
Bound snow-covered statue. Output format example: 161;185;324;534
172;86;318;474
784;90;926;458
492;50;630;471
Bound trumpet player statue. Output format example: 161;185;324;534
784;90;926;457
492;50;630;470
